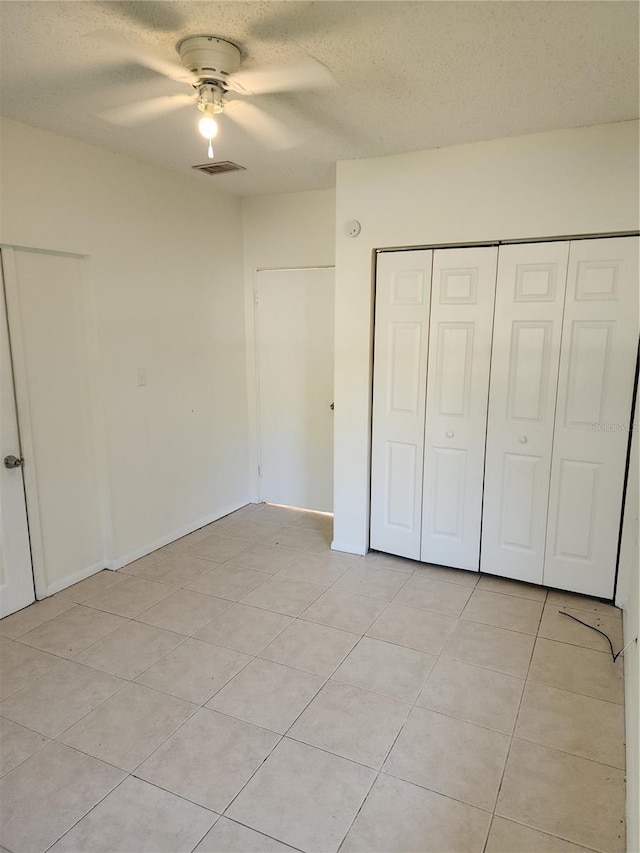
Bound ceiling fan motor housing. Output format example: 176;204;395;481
177;36;242;87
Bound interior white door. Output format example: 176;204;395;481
370;250;432;559
481;241;570;584
256;268;334;513
3;248;104;595
544;237;639;598
421;246;498;570
0;258;34;618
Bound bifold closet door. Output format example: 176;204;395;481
481;242;570;584
370;250;432;559
544;237;639;598
420;246;497;570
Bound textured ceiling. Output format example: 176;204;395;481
1;1;638;196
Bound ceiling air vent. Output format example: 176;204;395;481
192;161;246;175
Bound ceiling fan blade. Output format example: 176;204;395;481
99;92;196;126
96;32;199;86
225;100;302;150
226;57;336;96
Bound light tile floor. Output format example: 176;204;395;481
0;503;626;853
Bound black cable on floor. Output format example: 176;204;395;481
559;611;626;662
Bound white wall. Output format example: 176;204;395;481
0;118;250;576
241;189;336;499
332;120;640;554
616;423;639;853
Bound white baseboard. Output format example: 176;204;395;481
45;560;106;597
106;500;252;571
331;540;367;556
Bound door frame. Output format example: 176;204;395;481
249;265;335;507
0;244;113;598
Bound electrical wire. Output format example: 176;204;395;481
559;611;636;663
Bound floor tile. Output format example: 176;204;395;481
136;638;251;704
442;619;535;677
74;620;185;680
360;551;417;573
136;554;213;587
83;576;175;618
529;638;623;704
289;680;409;768
0;741;125;853
333;564;409;601
48;776;216;853
515;680;625;768
497;738;625;853
0;717;48;776
546;590;621;619
226;738;376;853
240;576;323;616
366;603;456;654
394;575;473;616
0;636;59;700
55;570;127;603
266;527;331;554
137;707;279;813
0;596;74;639
222;519;281;541
196;603;292;655
341;772;491;853
259;620;358;677
136;589;230;635
332;636;435;702
0;660;124;737
384;706;510;811
189;534;251;563
477;574;547;601
300;588;386;634
59;682;195;771
251;505;304;525
18;605;126;657
411;563;480;587
538;603;624;654
226;543;299;574
275;552;350;585
118;551;165;576
207;658;324;734
194;817;295;853
461;588;544;634
186;565;268;601
486;817;595;853
417;657;524;733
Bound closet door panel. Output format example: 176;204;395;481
370;251;432;559
544;237;639;597
421;246;497;570
481;242;570;583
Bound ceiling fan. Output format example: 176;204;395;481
99;34;336;157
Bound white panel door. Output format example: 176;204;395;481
544;237;639;597
256;268;334;513
421;246;498;570
370;250;432;559
4;248;104;594
481;242;570;583
0;257;34;617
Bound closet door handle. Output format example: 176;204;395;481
445;430;454;438
519;436;528;444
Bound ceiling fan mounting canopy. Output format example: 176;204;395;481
176;35;242;87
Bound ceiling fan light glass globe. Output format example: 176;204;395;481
198;115;218;139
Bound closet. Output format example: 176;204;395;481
370;236;638;598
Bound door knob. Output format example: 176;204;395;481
446;430;454;438
4;454;24;469
519;436;528;444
